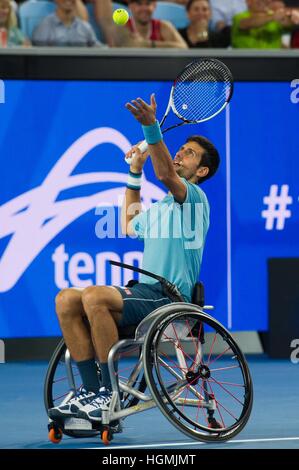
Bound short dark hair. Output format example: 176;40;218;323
186;0;210;11
186;135;220;183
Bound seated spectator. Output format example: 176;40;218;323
210;0;247;32
290;8;299;46
32;0;102;47
96;0;187;48
0;0;29;46
179;0;230;47
52;0;88;19
232;0;293;48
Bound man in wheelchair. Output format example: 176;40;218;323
49;94;220;425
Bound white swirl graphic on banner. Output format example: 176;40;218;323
0;128;165;292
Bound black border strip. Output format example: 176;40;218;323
0;50;299;80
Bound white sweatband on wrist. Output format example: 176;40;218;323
127;170;142;191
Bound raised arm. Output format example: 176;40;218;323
239;8;290;30
125;95;187;203
94;0;118;46
156;21;188;48
122;146;149;236
75;0;89;21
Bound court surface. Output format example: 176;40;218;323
1;355;298;450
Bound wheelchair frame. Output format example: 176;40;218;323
45;263;253;445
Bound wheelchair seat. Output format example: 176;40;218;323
121;281;205;342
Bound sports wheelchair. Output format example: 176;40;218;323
44;261;253;445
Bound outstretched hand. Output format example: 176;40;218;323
125;94;157;126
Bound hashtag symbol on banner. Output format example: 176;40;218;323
262;185;293;230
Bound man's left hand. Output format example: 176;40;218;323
125;94;157;126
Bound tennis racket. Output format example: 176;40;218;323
125;58;234;164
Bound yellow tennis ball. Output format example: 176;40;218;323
113;9;129;26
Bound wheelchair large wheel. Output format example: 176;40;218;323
143;304;253;443
44;339;147;438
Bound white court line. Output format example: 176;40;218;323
87;436;299;450
226;104;232;330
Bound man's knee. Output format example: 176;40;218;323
55;288;83;319
81;286;108;311
82;286;123;315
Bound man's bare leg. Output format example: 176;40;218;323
70;286;125;422
81;286;124;363
55;288;103;395
55;288;93;362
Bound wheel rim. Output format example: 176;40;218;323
144;307;253;441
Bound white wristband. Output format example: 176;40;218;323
127;170;142;190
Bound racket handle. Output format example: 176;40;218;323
125;140;148;165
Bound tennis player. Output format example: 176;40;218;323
48;94;220;422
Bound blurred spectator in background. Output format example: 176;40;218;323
32;0;101;47
98;0;187;48
232;0;294;48
290;8;299;46
124;0;187;47
210;0;247;32
0;0;29;46
178;0;230;47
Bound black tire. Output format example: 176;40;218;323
143;303;253;443
44;338;67;411
44;339;147;437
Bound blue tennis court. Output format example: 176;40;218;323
1;355;298;450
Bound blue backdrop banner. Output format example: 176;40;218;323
0;80;298;337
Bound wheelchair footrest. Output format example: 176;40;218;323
48;414;123;442
64;417;93;431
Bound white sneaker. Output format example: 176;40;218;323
48;386;96;420
78;387;112;422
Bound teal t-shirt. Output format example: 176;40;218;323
132;178;210;302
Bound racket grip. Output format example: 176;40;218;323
125;140;148;165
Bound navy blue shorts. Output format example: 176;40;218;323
114;282;172;327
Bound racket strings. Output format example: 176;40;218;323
174;81;228;121
174;76;230;121
172;60;233;123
